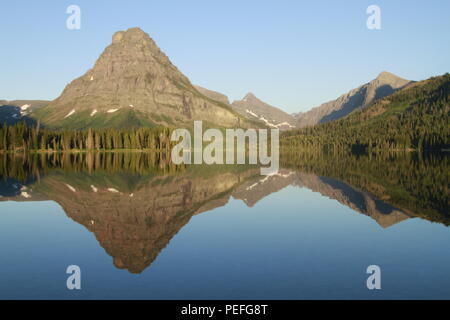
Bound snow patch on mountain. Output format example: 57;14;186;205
246;109;294;128
65;184;77;192
65;109;76;118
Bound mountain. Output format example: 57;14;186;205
231;93;296;130
193;87;296;130
0;100;49;109
282;73;449;152
194;85;230;104
32;27;250;129
294;71;412;127
0;100;49;125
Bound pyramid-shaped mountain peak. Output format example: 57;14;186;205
33;28;249;129
244;92;257;100
377;70;395;77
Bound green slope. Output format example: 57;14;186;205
32;108;158;130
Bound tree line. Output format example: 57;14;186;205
0;122;174;152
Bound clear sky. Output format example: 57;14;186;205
1;0;449;113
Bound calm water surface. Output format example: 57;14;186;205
0;152;448;299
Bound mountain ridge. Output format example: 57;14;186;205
194;85;230;105
0;100;49;125
294;71;412;128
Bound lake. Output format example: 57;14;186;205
0;152;449;299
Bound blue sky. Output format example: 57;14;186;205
1;0;449;113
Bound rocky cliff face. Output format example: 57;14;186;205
34;28;247;129
295;71;411;127
232;93;296;130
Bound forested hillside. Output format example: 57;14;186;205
282;73;449;152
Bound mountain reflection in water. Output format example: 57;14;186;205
0;151;448;274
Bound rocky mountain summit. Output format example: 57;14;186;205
232;93;296;130
295;71;412;127
33;27;248;129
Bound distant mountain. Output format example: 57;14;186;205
32;27;251;129
1;100;49;109
295;71;412;127
232;93;296;130
194;85;230;105
0;100;49;125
